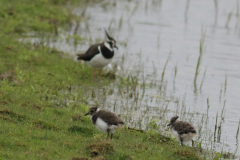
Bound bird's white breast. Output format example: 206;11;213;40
87;46;112;68
170;128;197;142
94;118;121;133
171;128;180;140
95;118;108;133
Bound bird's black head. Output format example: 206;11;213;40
84;106;98;116
167;116;179;127
104;29;118;50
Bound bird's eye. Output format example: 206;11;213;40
109;41;113;45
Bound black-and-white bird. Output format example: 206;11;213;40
84;106;124;139
75;29;118;78
167;116;197;147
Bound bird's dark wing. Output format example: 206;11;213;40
93;110;124;126
76;43;102;61
173;121;196;135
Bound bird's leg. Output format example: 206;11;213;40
192;140;195;147
99;69;102;78
111;133;113;139
94;68;96;78
180;137;183;147
106;129;110;139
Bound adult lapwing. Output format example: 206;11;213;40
75;29;118;78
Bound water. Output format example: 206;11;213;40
28;0;240;156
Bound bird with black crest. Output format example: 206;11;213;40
75;29;118;79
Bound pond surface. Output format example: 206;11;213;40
31;0;240;156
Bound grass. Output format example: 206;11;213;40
194;28;206;85
0;0;219;159
0;0;68;34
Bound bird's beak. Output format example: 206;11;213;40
114;45;118;50
84;113;89;116
167;123;170;127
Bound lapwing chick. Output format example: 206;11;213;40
167;116;197;147
84;106;124;139
75;29;118;78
